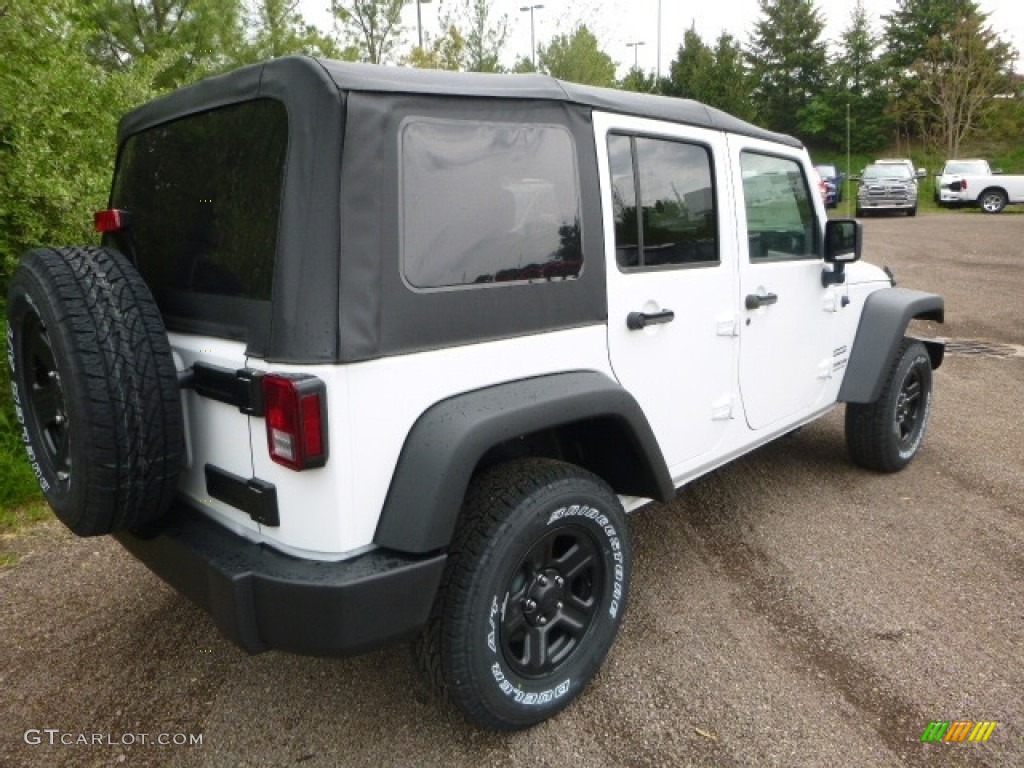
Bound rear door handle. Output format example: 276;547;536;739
627;309;675;330
745;292;779;310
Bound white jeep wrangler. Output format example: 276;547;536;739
7;57;944;731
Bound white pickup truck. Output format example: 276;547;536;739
934;158;1024;213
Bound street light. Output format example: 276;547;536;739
416;0;432;49
626;41;646;74
520;4;544;69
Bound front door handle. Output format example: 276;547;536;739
627;309;675;330
745;292;779;310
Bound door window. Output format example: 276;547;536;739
740;152;818;261
607;134;718;270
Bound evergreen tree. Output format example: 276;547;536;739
823;0;891;153
746;0;828;138
666;25;714;101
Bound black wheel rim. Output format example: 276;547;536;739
20;312;71;485
894;366;923;449
499;524;604;679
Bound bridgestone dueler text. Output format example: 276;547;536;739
6;246;183;536
414;458;631;730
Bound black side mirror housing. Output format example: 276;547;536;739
822;219;862;287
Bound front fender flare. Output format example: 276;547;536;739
838;287;944;404
374;371;673;554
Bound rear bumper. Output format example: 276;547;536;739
114;502;447;656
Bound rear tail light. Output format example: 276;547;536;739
94;208;130;233
262;374;328;470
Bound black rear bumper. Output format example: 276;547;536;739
114;502;447;656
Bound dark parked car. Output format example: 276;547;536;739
814;163;844;207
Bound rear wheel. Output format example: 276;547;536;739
6;246;183;535
846;339;933;473
414;459;631;730
979;188;1007;214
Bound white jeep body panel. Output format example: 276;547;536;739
165;110;894;563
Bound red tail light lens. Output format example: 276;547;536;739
262;374;328;470
94;208;130;233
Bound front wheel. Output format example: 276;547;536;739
845;339;933;472
414;459;631;730
907;205;917;217
979;188;1007;214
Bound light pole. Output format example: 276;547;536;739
416;0;432;50
656;0;662;87
626;41;646;75
520;4;544;69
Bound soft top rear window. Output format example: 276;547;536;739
111;99;288;323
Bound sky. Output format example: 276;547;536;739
298;1;1023;76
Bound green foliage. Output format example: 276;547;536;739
240;0;345;62
460;0;507;72
0;0;157;281
818;0;892;153
85;0;246;89
667;29;754;121
332;0;408;64
882;0;1015;156
747;0;829;139
537;25;616;87
405;25;466;71
0;315;42;512
619;69;658;94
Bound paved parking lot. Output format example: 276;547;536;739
1;213;1021;767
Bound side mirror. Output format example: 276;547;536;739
822;219;862;287
993;168;1004;175
850;174;861;182
915;168;927;178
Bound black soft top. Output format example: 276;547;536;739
119;56;800;149
114;57;801;364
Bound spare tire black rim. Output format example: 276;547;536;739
500;524;603;678
20;312;71;485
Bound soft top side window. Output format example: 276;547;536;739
400;119;582;290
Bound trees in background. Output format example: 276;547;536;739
746;0;829;140
884;0;1015;157
537;25;616;87
331;0;408;65
665;27;754;121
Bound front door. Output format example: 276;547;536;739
597;114;738;472
730;141;839;431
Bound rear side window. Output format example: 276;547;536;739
111;99;288;302
607;133;718;269
400;119;582;289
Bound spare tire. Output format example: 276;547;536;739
6;246;183;536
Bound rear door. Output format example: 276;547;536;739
596;112;739;472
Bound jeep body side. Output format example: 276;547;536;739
8;56;943;730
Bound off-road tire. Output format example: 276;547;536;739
845;339;933;473
6;246;183;536
907;205;917;217
414;458;631;731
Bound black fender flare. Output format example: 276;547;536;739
838;287;944;404
373;371;673;554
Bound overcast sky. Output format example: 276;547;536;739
298;1;1023;76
